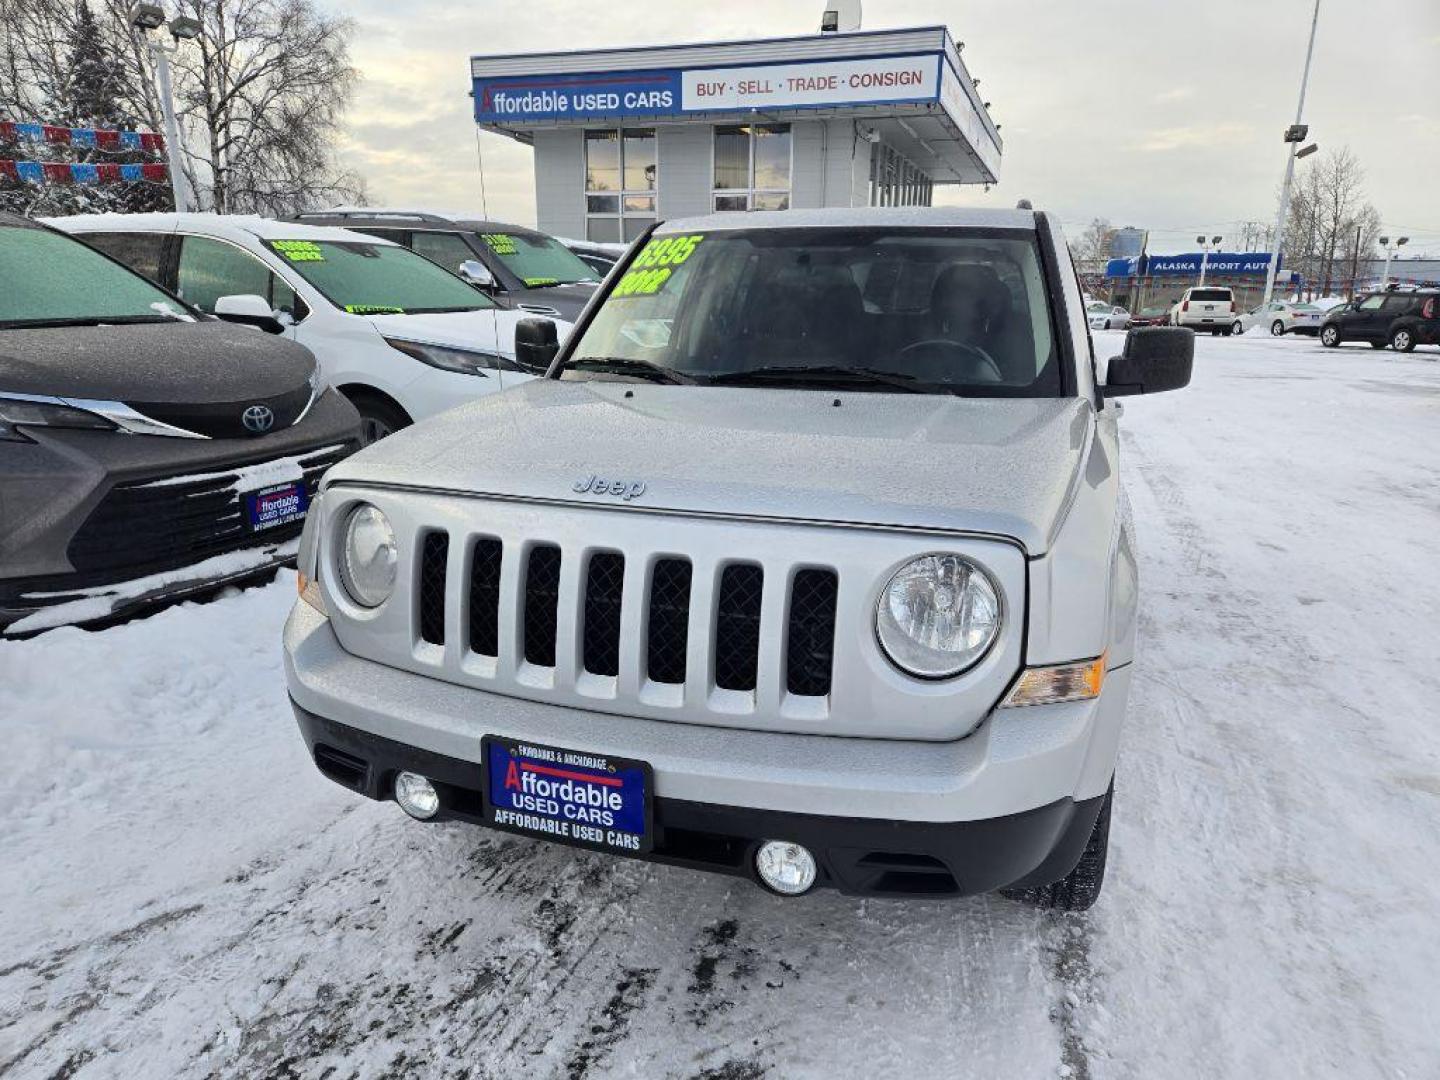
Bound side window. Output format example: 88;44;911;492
410;231;479;277
1380;295;1412;313
270;276;310;322
79;231;167;283
1358;295;1386;311
177;236;275;313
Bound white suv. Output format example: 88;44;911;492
1168;285;1236;335
53;214;568;443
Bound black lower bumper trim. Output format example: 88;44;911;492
292;702;1104;899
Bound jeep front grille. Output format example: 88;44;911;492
414;535;836;700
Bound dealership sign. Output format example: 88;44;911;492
473;54;942;123
1106;253;1281;278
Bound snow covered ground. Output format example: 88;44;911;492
2;331;1438;1079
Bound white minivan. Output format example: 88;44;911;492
52;214;568;443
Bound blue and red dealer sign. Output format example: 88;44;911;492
1106;253;1282;278
473;53;945;124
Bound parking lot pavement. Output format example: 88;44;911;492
2;332;1438;1079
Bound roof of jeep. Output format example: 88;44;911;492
653;206;1040;235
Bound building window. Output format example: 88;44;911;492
585;128;656;243
712;124;791;212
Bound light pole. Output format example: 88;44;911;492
130;4;199;213
1260;0;1322;310
1197;235;1221;285
1379;236;1409;289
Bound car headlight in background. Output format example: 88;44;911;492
0;394;117;442
383;337;510;377
875;554;1001;679
339;504;397;608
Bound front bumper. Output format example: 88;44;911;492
0;390;360;633
284;603;1130;896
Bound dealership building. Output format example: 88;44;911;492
469;26;1002;243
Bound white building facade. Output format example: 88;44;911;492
469;27;1003;243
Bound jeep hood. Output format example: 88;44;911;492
326;379;1096;554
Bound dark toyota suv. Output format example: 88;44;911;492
289;209;602;322
0;214;360;635
1321;289;1440;353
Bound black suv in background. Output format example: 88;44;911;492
0;214;360;635
1321;289;1440;353
288;209;601;322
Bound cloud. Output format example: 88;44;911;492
1135;123;1255;152
1154;86;1197;103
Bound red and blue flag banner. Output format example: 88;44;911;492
0;158;168;184
0;119;164;154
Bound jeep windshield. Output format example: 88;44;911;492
264;239;498;315
561;227;1064;397
0;221;193;329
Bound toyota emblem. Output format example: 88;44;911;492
242;404;275;434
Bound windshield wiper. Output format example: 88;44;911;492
0;315;178;330
562;357;696;384
705;364;930;393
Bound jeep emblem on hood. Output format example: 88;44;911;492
573;474;646;501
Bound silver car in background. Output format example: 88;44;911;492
282;207;1193;909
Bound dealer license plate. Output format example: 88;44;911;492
243;481;309;532
483;737;652;854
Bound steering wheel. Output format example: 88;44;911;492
893;339;1005;383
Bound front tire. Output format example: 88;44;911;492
346;393;412;445
1271;320;1286;336
1002;785;1112;912
1321;325;1341;348
1391;327;1416;353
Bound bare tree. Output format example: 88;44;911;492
1;0;362;217
167;0;362;214
1283;147;1380;296
1073;217;1116;275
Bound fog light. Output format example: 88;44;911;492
394;771;440;820
755;840;817;895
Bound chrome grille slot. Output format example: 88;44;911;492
582;552;625;677
523;544;563;667
647;558;692;685
417;532;449;646
468;537;504;657
714;564;764;692
787;568;838;697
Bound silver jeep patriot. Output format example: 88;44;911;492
283;207;1193;908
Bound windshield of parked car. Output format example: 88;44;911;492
563;227;1064;397
476;231;599;288
0;223;193;328
264;239;497;314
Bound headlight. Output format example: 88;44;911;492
339;504;397;608
875;554;1001;678
383;337;509;377
0;394;116;442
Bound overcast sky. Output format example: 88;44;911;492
333;0;1440;255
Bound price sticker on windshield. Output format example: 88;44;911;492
612;234;705;298
343;304;405;315
270;240;325;262
482;233;519;256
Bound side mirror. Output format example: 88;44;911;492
1103;327;1193;397
514;316;559;373
458;259;496;289
214;293;284;335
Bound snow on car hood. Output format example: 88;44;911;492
325;379;1095;554
360;309;571;357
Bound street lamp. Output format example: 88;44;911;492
130;4;198;212
1261;0;1323;309
1198;235;1222;285
1379;236;1410;289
